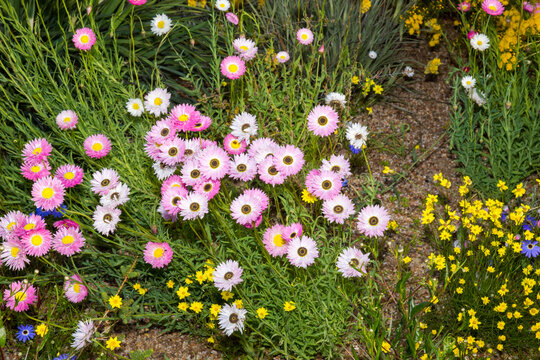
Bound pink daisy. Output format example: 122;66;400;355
244;188;269;211
15;214;46;236
243;214;262;229
263;224;288;257
248;137;278;163
147;119;176;144
84;134;111;158
258;156;286;186
322;194;355;224
181;159;204;186
161;175;186;194
191;115;212;132
194;178;221;199
0;240;30;271
22;138;52;162
143;241;173;268
31;176;65;211
64;274;88;303
296;28;314;45
0;211;25;240
179;192;209;220
158;204;177;222
21;159;51;181
233;38;258;61
56;110;78;130
158;137;185;166
168;104;200;132
230;192;263;226
482;0;504;15
356;204;390;238
55;164;84;188
274;145;305;176
90;168;119;196
287;236;319;268
336;247;370;278
53;219;80;230
457;2;471;11
21;228;52;256
321;154;352;178
223;134;247;155
162;186;189;215
467;30;478;40
220;56;246;80
275;51;290;63
129;0;147;4
72;28;96;51
182;139;201;160
226;12;239;25
283;222;302;242
198;146;230;180
229;153;257;182
307;105;339;137
213;260;243;291
305;169;342;200
3;281;38;312
52;227;86;256
144;138;162;163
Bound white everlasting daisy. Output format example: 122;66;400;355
126;98;144;116
336;247;370;278
151;14;172;36
179;192;209;220
92;205;121;236
403;66;414;78
90;168;119;196
368;50;378;59
461;76;476;90
469;88;486;107
346;123;369;149
325;92;346;107
215;0;230;11
470;33;490;51
152;162;177;181
218;303;247;336
144;88;171;117
71;320;95;350
231;112;258;143
100;182;131;207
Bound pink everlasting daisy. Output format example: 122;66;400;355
182;139;201;160
457;2;471;11
194;178;221;200
162;186;188;216
3;281;37;312
482;0;504;15
336;247;370;278
321;154;352;179
305;169;342;201
179;192;209;220
198;146;230;180
356;204;390;238
307;105;339;137
248;137;278;163
15;214;46;236
21;228;52;256
244;188;269;211
73;28;96;51
159;137;185;166
143;241;173;268
263;224;288;257
0;240;30;271
233;38;258;61
223;134;247;155
129;0;147;4
64;274;88;303
230;191;263;226
147;119;176;144
220;56;246;80
322;194;355;224
181;159;204;186
53;219;80;230
191;115;212;132
296;28;314;45
287;236;319;268
229;153;257;182
84;134;111;158
56;110;78;130
283;222;302;242
226;12;239;25
52;227;86;256
161;175;185;194
31;176;65;211
275;51;290;63
274;145;305;176
168;104;200;132
90;168;119;196
21;159;51;181
0;211;25;239
22;138;52;162
258;156;286;186
55;164;84;188
213;260;243;291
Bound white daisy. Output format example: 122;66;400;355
275;51;290;63
151;14;172;36
100;183;130;207
469;88;486;107
126;98;144;116
403;66;414;78
346;123;369;149
325;92;346;107
215;0;230;11
144;88;170;117
218;303;247;336
461;76;476;90
152;162;177;181
71;320;95;350
470;33;490;51
90;168;119;196
92;205;121;236
179;192;208;220
286;236;319;268
368;50;377;59
231;112;258;143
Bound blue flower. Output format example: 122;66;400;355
53;355;76;360
521;240;540;258
16;324;35;343
523;215;537;231
34;204;67;218
349;145;362;154
341;178;348;187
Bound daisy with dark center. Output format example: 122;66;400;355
4;281;38;312
152;162;176;181
143;241;174;268
283;222;303;242
356;204;390;238
55;164;84;188
144;88;171;116
179;192;209;220
305;169;342;201
258;156;286;186
181;159;204;186
325;92;347;107
219;303;247;336
84;134;111;159
22;138;52;162
346;123;369;149
321;154;351;178
213;260;243;291
182;139;201;160
52;226;86;256
148;119;176;144
162;186;188;216
90;168;119;196
100;183;130;207
244;188;269;211
31;176;65;211
21;159;51;181
0;240;30;270
322;194;355;224
521;240;540;258
223;133;247;155
21;228;52;256
274;144;305;176
307;105;339;137
230;191;263;226
64;274;88;303
287;236;319;268
16;324;36;343
198;146;230;180
159;137;185;166
263;223;289;257
92;205;121;236
229;153;257;182
336;247;370;278
194;178;221;199
231;112;258;143
191;115;212;132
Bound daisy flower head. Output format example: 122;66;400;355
321;154;352;178
198;146;230;180
296;28;314;45
1;240;30;271
322;194;355;224
143;241;173;268
21;159;51;181
152;162;177;181
521;240;540;258
64;274;88;303
147;119;176;144
470;33;490;51
283;222;302;242
92;205;121;236
274;144;305;176
287;235;319;268
224;134;247;155
56;110;78;130
263;224;288;257
244;188;269;211
191;114;212;132
84;134;111;158
248;137;278;162
55;164;84;188
22;138;52;162
215;0;230;11
403;66;414;78
161;175;185;194
233;37;258;61
31;176;65;211
179;192;209;220
168;103;200;132
1;210;25;239
16;324;35;343
229;153;257;182
126;98;144;116
53;219;80;230
100;182;131;207
162;186;188;216
71;320;94;350
368;50;378;59
194;178;221;200
230;191;263;226
325;92;347;107
461;76;476;90
469;88;486;106
482;0;504;15
151;14;172;36
90;168;120;196
458;1;471;11
183;139;201;160
305;169;342;201
16;214;46;236
467;30;477;40
357;204;390;237
158;137;186;166
231;112;258;143
219;303;247;336
72;28;96;51
3;281;38;312
275;51;290;63
220;56;246;80
21;228;52;256
52;226;86;256
226;12;239;25
129;0;147;5
346;123;369;149
144;88;171;117
258;156;286;186
336;247;370;278
307;105;339;137
213;260;243;291
181;159;204;186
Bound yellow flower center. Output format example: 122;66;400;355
62;235;74;245
92;142;103;151
31;166;41;173
178;114;189;122
301;33;308;40
33;147;42;155
64;117;71;123
24;223;35;231
228;63;239;73
132;103;139;110
231;140;241;149
220;3;225;7
64;172;75;180
73;283;80;293
7;221;16;230
240;45;248;51
154;248;164;258
477;40;483;45
15;291;27;302
11;247;19;257
489;5;496;11
80;35;89;44
157;20;165;29
273;234;285;247
42;187;54;199
31;234;43;246
154;97;162;106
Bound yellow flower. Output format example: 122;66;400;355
388;220;398;230
403;256;411;264
481;297;490;305
108;295;122;309
366;107;373;115
176;286;191;300
138;288;147;295
497;344;503;351
361;0;371;13
531;308;539;316
178;302;189;311
185;277;193;285
468;316;481;330
512;183;525;198
221;291;234;301
206;322;215;329
207;336;215;343
456;287;463;294
190;302;204;313
301;189;317;203
166;280;175;288
106;336;121;351
195;271;205;284
382;166;395;174
497;180;508;191
351;76;360;85
487;266;495;273
284;301;296;311
373;85;383;94
36;323;48;337
497;321;505;330
257;307;269;319
210;304;222;317
133;283;141;291
381;341;391;353
233;299;243;309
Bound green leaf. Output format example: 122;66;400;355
0;326;6;348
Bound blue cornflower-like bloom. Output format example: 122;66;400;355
523;215;537;231
16;324;36;343
53;355;76;360
34;204;67;218
521;240;540;259
349;145;362;154
341;178;348;187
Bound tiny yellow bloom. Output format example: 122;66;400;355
373;84;383;94
284;301;296;311
210;304;222;317
301;189;318;203
351;76;360;85
133;283;141;291
207;336;215;343
382;166;395;174
176;286;191;300
138;288;147;295
178;302;189;311
166;280;175;288
497;321;505;330
106;336;121;351
36;323;48;337
257;307;269;319
185;277;193;285
381;341;391;353
108;295;122;309
221;291;234;301
497;180;508;191
366;107;373;115
233;299;243;309
190;302;204;313
403;256;411;264
512;183;525;198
